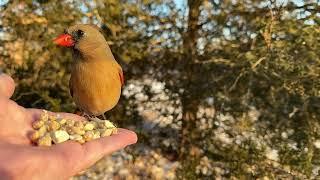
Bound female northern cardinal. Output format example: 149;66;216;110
53;24;124;118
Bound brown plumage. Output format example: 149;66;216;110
54;24;124;116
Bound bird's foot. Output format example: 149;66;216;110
101;114;107;120
81;112;108;121
82;113;97;121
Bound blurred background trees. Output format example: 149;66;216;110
0;0;319;179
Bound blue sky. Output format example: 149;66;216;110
174;0;185;9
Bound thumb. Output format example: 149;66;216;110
0;72;15;98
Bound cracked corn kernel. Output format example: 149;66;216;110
47;121;60;131
83;131;94;141
77;139;85;144
32;111;117;146
48;116;56;121
57;118;67;125
51;130;69;144
97;122;106;128
71;126;85;135
37;126;47;137
59;126;67;131
84;122;95;131
93;130;101;139
104;121;116;128
74;121;84;129
66;126;74;135
30;131;40;142
40;110;49;121
32;120;44;129
38;134;52;146
66;119;75;126
91;121;98;127
69;134;83;141
66;126;84;135
101;128;113;137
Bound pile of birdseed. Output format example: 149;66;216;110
31;110;117;146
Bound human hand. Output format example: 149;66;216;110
0;73;137;180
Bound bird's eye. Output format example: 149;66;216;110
77;30;85;37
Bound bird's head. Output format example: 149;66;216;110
54;24;107;54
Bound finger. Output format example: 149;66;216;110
0;73;15;98
83;128;137;156
77;128;137;171
50;129;137;176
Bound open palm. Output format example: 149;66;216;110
0;73;137;180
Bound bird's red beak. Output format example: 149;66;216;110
53;34;75;47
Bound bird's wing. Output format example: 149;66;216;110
112;60;124;86
119;68;124;86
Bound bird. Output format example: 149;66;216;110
53;24;124;119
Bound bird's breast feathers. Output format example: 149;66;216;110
70;60;122;115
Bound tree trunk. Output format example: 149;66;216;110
182;0;203;59
180;0;203;160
